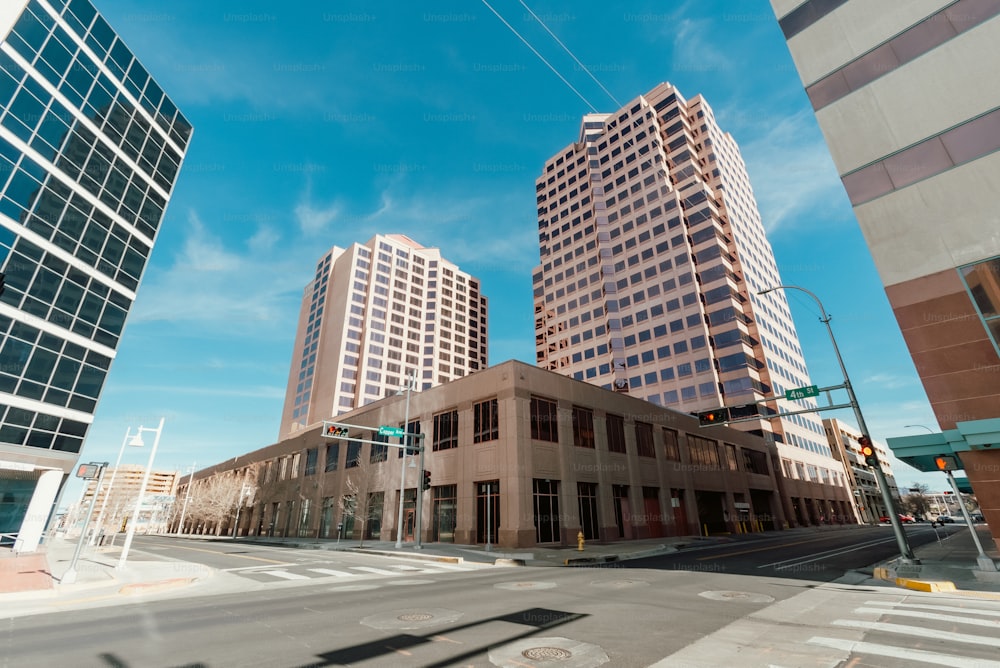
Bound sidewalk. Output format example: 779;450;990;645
870;524;1000;594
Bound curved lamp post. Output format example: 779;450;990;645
758;285;917;563
117;417;165;570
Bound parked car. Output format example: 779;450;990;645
880;514;914;523
936;515;955;523
972;514;985;522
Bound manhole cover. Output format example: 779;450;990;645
398;613;434;622
522;646;573;660
698;590;775;604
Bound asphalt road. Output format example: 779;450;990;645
616;523;965;581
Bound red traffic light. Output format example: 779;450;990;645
325;424;349;438
422;470;431;491
858;436;879;466
934;455;958;471
698;408;730;426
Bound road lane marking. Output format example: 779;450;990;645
759;536;900;569
308;568;357;577
695;535;848;561
223;564;294;572
863;601;1000;617
856;606;1000;628
351;566;398;575
154;544;288;564
832;619;1000;647
809;636;1000;668
258;570;310;580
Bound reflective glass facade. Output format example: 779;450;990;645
0;0;189;459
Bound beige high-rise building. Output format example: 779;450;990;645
770;0;1000;546
532;83;852;521
279;234;488;437
824;418;899;524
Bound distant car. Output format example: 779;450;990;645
880;514;914;523
936;515;955;523
972;514;985;523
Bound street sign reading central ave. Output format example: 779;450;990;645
378;425;405;438
785;385;819;400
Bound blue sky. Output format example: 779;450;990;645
62;0;951;505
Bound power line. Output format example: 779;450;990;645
478;0;598;113
518;0;621;108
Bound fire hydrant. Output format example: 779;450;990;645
577;531;585;551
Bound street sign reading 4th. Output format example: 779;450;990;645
378;425;405;438
785;385;819;400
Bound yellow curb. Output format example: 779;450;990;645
894;577;956;593
118;577;197;595
873;567;890;580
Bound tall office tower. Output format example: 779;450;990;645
279;234;488;437
770;0;1000;544
0;0;191;551
533;82;852;521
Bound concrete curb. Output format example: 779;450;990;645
118;577;199;596
873;564;959;593
346;548;462;564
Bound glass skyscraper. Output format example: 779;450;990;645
0;0;190;552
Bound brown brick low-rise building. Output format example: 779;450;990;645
182;360;854;548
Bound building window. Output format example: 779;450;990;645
433;409;459;451
725;444;739;471
533;479;561;543
433;485;458;543
346;439;362;468
530;396;559;442
960;256;1000;354
742;448;770;475
578;482;599;540
473;398;499;443
572;406;595;448
304;448;318;476
687;435;720;469
606;413;627;453
324;443;340;472
635;421;655;458
476;480;500;544
662;428;680;461
370;433;389;462
612;484;628;538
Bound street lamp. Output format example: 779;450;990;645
395;371;416;549
757;284;917;563
89;428;133;546
177;462;196;535
117;417;165;570
904;424;935;434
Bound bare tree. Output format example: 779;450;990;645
903;482;931;518
338;447;384;547
187;472;247;535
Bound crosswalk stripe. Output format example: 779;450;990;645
856;607;1000;628
351;566;398;575
308;568;357;577
832;619;1000;647
419;563;469;570
391;565;423;571
258;570;310;580
864;601;1000;618
809;636;1000;668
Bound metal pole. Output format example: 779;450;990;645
177;462;195;535
62;464;108;584
118;418;165;570
759;285;917;563
89;429;132;546
486;481;492;552
415;437;425;549
395;371;413;548
945;470;997;571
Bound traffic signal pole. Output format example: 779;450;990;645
759;285;917;564
415;439;425;549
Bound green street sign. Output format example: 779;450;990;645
378;425;405;438
785;385;819;400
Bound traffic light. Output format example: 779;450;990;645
698;407;730;426
934;455;958;471
0;272;5;297
422;470;431;491
858;436;879;466
325;424;349;438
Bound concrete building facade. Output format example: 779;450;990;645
770;0;1000;546
0;0;190;551
824;418;900;524
278;234;488;438
531;82;852;526
186;360;861;549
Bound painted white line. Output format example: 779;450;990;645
258;570;311;580
308;568;357;577
864;601;1000;617
855;607;1000;628
832;619;1000;647
418;563;470;571
351;566;398;576
759;536;898;569
391;565;423;571
809;636;1000;668
223;564;294;572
